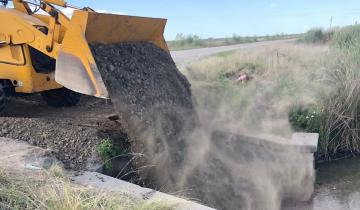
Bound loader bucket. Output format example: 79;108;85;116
55;10;169;98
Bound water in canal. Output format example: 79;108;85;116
284;157;360;210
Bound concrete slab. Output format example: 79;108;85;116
292;133;319;153
71;171;216;210
0;137;58;176
213;131;319;154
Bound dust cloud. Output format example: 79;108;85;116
175;98;315;210
91;42;315;210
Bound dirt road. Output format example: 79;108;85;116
170;39;295;63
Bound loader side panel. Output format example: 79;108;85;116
0;45;61;93
0;45;26;65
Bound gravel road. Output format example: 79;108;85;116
170;39;295;63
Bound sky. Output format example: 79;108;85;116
9;0;360;40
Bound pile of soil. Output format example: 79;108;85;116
90;42;198;186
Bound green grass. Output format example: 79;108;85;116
331;24;360;62
96;138;128;173
288;105;322;133
0;167;182;210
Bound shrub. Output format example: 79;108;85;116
297;28;325;44
289;105;322;133
331;25;360;61
319;57;360;158
96;138;126;172
309;25;360;158
168;34;207;50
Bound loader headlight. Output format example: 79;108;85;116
12;80;23;87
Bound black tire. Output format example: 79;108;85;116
0;84;5;112
41;87;81;107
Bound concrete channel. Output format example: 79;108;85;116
0;131;318;210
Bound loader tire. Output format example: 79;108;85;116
41;88;81;107
0;84;5;112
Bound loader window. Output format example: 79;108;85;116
35;26;48;35
0;45;25;65
29;46;55;73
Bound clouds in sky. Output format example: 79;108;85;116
96;10;125;15
271;4;277;8
60;8;75;17
58;8;125;18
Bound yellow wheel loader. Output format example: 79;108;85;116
0;0;168;110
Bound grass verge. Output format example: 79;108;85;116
184;24;360;160
182;43;328;137
0;167;181;210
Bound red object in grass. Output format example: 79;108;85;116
237;74;247;81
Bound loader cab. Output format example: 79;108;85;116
28;25;56;74
28;46;56;74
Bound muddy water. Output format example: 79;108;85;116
284;157;360;210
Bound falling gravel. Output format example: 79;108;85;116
90;42;198;186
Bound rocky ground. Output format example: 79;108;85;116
0;94;126;170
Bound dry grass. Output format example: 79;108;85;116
182;43;330;137
0;166;182;210
315;24;360;158
319;48;360;158
183;38;360;158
